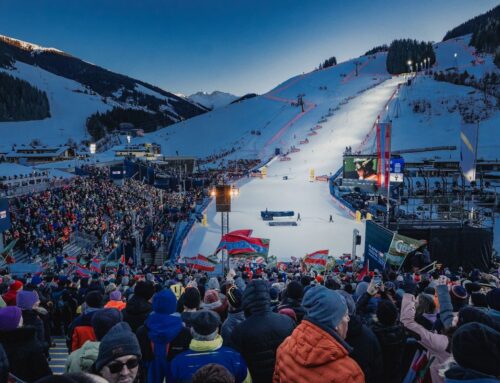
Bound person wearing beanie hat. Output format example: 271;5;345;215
486;288;500;326
450;285;469;312
66;308;123;373
371;299;407;383
170;310;251;383
2;279;23;306
274;285;364;383
0;306;52;381
231;279;294;383
122;281;153;333
278;281;306;323
67;291;103;352
202;289;229;322
104;290;126;311
95;322;142;383
221;286;245;348
338;289;384;383
136;289;191;383
445;322;500;381
269;286;279;312
17;289;47;352
181;287;201;328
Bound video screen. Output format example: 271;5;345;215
343;156;378;181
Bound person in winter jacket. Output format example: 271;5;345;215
104;290;126;311
180;286;200;328
443;322;500;382
273;285;364;383
338;290;383;383
231;279;295;383
486;288;500;325
67;290;103;352
136;289;191;383
2;280;23;306
170;310;251;383
95;322;142;383
0;306;52;382
371;299;407;383
122;281;154;333
222;286;245;348
65;308;122;373
16;289;48;352
277;281;306;323
0;343;8;383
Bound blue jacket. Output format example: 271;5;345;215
170;336;251;383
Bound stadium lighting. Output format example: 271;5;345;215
89;143;96;154
231;185;240;197
126;135;131;144
454;53;457;58
210;188;216;197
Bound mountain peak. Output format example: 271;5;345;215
0;34;67;56
188;90;239;110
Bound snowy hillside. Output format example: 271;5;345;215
0;34;206;148
188;91;239;110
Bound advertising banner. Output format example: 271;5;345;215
364;220;392;270
385;233;423;267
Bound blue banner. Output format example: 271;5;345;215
364;220;393;270
0;198;11;232
9;263;42;277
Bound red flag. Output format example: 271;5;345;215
304;250;329;266
357;260;369;281
185;254;215;272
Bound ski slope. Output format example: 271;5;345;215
181;77;404;260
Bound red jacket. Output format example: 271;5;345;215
273;320;364;383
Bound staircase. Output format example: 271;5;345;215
49;336;69;375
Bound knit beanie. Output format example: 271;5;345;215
452;322;500;377
109;290;122;301
286;281;304;301
9;280;23;292
152;289;177;315
457;306;499;331
85;291;103;309
207;277;221;292
183;287;201;310
92;308;123;341
16;290;39;310
134;281;155;301
302;285;347;331
95;322;141;372
226;286;243;309
376;300;398;326
337;290;356;315
0;306;22;331
486;288;500;311
470;292;488;308
105;283;117;295
191;310;221;336
450;285;468;311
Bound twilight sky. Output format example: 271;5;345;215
0;0;497;95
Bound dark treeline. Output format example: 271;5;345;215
364;44;389;56
86;107;176;141
386;39;435;75
434;70;500;99
318;56;337;70
0;72;50;121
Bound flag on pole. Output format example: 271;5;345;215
376;122;392;187
216;229;270;258
184;254;216;272
90;258;102;273
460;123;478;182
76;265;91;278
303;250;329;266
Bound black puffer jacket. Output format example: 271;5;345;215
371;322;407;383
231;280;295;383
346;314;384;383
122;294;152;333
0;326;52;382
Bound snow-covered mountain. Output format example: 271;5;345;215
0;34;207;148
188;91;239;110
